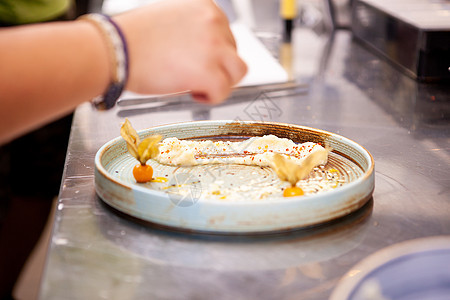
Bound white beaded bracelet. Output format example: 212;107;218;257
79;13;129;110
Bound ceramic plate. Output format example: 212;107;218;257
330;236;450;300
94;120;374;233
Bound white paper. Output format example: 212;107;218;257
232;22;289;87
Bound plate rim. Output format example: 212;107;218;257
330;235;450;300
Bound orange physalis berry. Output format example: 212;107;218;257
133;164;153;183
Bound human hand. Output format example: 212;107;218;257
114;0;247;104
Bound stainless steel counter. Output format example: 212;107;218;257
39;29;450;299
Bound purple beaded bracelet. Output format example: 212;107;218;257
79;14;129;110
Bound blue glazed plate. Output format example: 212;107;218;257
94;120;374;233
331;236;450;300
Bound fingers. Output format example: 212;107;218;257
194;1;247;103
222;47;248;88
191;0;246;104
115;0;247;103
190;65;229;104
208;0;237;48
191;47;247;104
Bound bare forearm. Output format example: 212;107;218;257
0;0;247;145
0;21;109;144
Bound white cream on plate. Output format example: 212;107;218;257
154;135;328;168
149;135;339;201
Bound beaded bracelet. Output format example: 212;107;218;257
79;14;129;110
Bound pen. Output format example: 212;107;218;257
280;0;297;42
